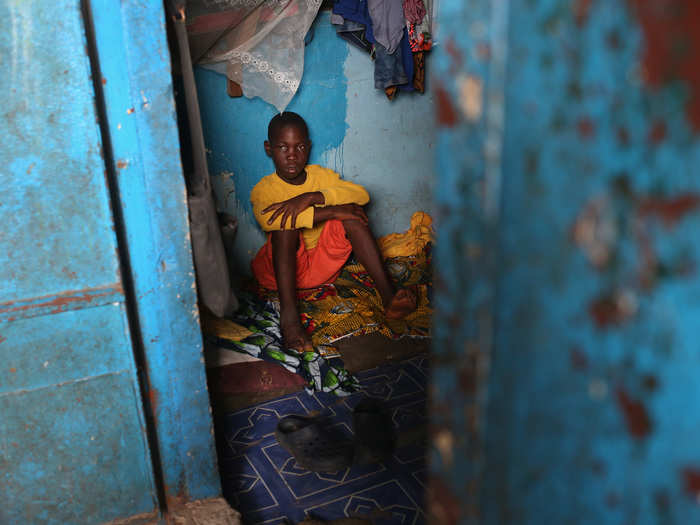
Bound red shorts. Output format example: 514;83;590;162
251;219;352;290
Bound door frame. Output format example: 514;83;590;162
84;0;221;510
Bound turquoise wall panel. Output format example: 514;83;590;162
0;0;120;303
429;0;507;520
0;1;162;523
0;305;133;395
0;372;156;525
431;0;700;523
484;1;700;523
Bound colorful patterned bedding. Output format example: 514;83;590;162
202;243;432;396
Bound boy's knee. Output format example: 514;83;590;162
340;217;370;233
318;218;354;239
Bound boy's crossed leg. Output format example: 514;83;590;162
341;218;417;319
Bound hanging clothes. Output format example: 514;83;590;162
331;13;374;54
367;0;405;54
398;27;414;92
373;40;408;90
332;0;376;44
332;0;432;98
412;50;425;93
403;0;426;24
407;0;433;51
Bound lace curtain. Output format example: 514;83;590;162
187;0;323;112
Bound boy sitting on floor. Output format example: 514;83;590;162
251;112;417;351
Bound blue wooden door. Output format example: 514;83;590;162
0;2;158;523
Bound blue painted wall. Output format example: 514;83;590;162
487;1;700;522
430;0;700;523
196;10;436;276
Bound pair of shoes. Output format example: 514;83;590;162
352;398;395;465
274;415;354;472
274;398;395;473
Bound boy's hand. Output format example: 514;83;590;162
262;192;324;229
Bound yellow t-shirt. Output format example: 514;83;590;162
251;164;370;249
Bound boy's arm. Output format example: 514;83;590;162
256;190;369;230
251;169;370;230
251;183;317;232
313;204;368;225
317;169;370;206
261;191;325;230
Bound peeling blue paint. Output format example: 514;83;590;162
432;0;700;523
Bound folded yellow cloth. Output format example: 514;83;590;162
378;211;434;258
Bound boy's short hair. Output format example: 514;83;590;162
268;111;309;142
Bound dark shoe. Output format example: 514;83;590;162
275;415;354;473
352;398;395;464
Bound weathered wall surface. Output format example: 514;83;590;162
430;0;700;523
195;10;436;276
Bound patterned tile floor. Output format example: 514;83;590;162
216;354;429;525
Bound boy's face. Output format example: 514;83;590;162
264;124;311;184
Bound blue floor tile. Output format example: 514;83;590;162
217;354;429;524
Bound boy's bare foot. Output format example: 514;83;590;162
281;317;313;351
385;288;417;320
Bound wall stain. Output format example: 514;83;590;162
570;346;588;371
435;83;459;127
427;475;462;525
654;489;672;515
641;374;659;392
573;0;593;27
628;0;700;130
648;120;667;144
589;289;637;328
445;38;464;71
615;388;652;438
147;382;159;413
0;285;123;316
606;28;622;50
591;459;607;477
606;491;621;508
638;193;700;227
577;117;596;139
458;358;478;394
681;468;700;499
617;126;630;147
